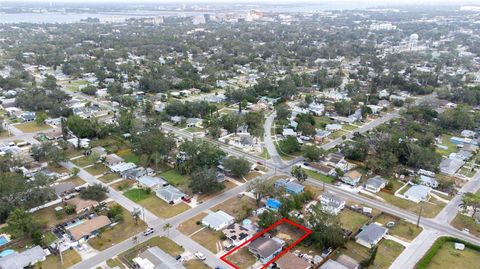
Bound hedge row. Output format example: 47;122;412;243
416;236;480;269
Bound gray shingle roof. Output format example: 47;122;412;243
0;246;46;269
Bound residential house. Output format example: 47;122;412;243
121;167;147;180
326;124;342;132
223;222;255;246
341;170;362;186
156;185;186;204
266;198;282;211
320;255;359;269
324;153;349;171
52;182;77;197
202;210;235;231
310;163;336;176
186;118;204;128
282;128;297;137
67;138;90;149
67;215;112;243
319;191;345;215
275;178;305;195
133;246;186;269
110;162;136;173
20;111;36;122
364;176;387;193
137;176;169;190
276;252;310;269
355;223;388;248
170;116;183;125
314;130;331;142
66;197;99;214
105;154;124;167
418;175;438;188
248;236;284;264
91;146;107;158
0;246;47;269
237;124;249;134
439;157;464;175
461;130;476;138
403;185;431;203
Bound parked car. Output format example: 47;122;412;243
143;227;154;236
182;196;191;203
195;251;206;260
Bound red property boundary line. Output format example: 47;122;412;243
220;218;312;269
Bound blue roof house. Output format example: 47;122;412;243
266;198;281;211
275;179;305;195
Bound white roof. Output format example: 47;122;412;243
202;210;235;229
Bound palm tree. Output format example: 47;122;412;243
163;223;172;236
132;208;142;225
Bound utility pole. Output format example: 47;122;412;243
142;207;145;223
416;202;423;227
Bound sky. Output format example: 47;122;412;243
1;0;478;5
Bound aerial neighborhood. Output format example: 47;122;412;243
0;2;480;269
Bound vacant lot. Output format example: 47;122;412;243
375;214;422;241
111;179;135;191
71;156;95;167
119;236;184;266
184;260;210;269
337;239;404;269
211;196;256;220
425;241;480;269
62;176;86;186
88;204;147;250
32;204;78;228
225;247;257;269
85;163;109;176
159;169;188;186
339;209;369;232
35;249;81;269
306;169;335;183
98;173;121;183
451;213;480;237
116;148;140;164
124;188;191;218
15;122;52;133
191;228;223;254
178;212;208;235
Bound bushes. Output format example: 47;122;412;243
416;236;480;269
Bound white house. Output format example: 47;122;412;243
202;210;235;231
319;191;345;215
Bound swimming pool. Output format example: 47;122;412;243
0;236;8;247
0;249;15;257
66;219;85;230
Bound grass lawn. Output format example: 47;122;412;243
85;163;109;176
0;131;10;138
275;142;298;161
259;148;270;159
46;164;69;174
106;258;125;269
14;122;52;133
98;173;121;183
197;180;237;203
306;169;335;183
191;228;223;254
436;134;457;156
314;116;333;128
119;236;184;265
375;214;422;241
71;156;95;167
330;130;348;139
159;169;188;186
425;241;480;269
373;239;405;269
225;247;257;269
111;179;135;191
336;240;369;263
375;192;445;218
43;231;58;246
32;204;78;228
304;184;324;197
62;176;86;186
63;79;88;92
88;205;147;251
451;213;480;237
184;260;210;269
343;124;358;131
36;249;81;269
211;196;257;220
64;147;84;158
124;188;191;218
116;148;140;164
244;171;262;181
339;209;369;232
178;213;208;236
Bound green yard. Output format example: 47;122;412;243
85;163;109;176
119;236;184;264
88;204;147;251
35;249;81;269
178;213;208;235
98;173;121;183
375;214;422;241
375;192;445;218
314;116;333;128
159;169;188;186
451;213;480;237
191;228;223;254
71;156;96;167
111;179;135;191
116;148;140;164
62;176;86;186
123;188;191;218
336;239;404;269
425;241;480;269
339;209;369;232
14;122;52;133
306;169;335;183
436;134;458;156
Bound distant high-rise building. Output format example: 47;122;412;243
408;33;419;51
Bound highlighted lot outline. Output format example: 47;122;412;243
220;218;312;269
